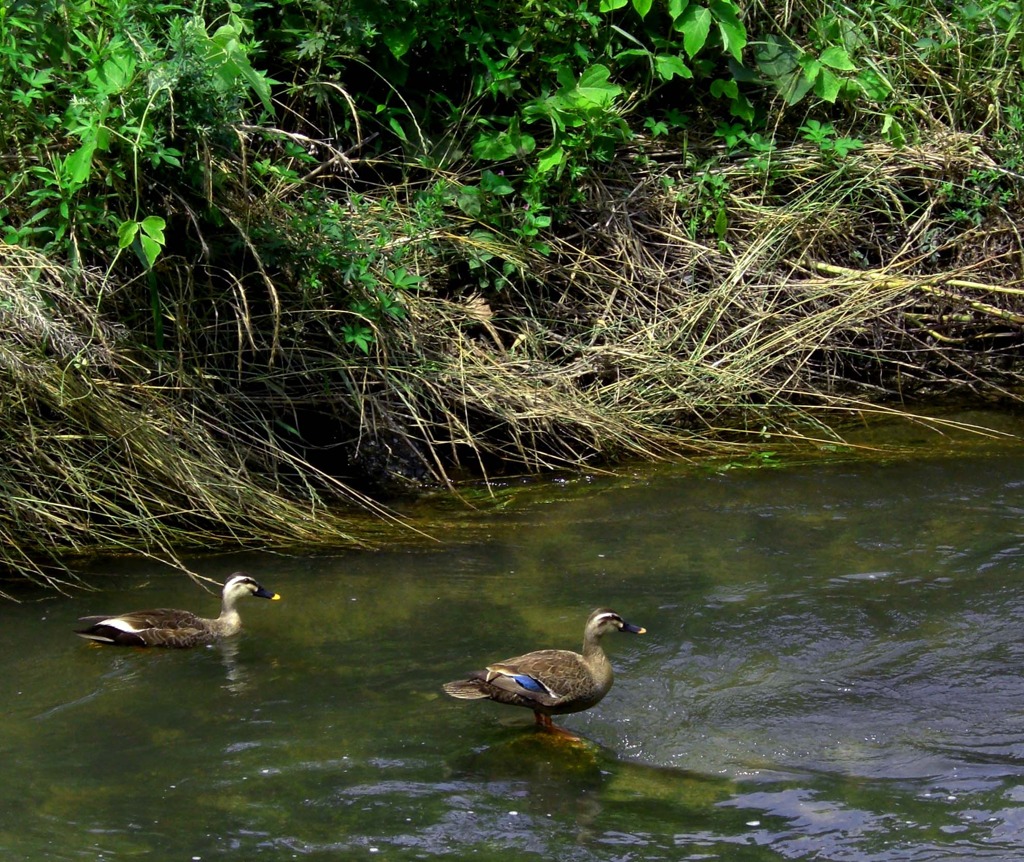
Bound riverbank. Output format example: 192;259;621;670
1;1;1021;589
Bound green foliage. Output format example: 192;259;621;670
256;190;437;353
1;0;1022;355
798;120;864;161
754;19;867;107
663;159;732;246
118;216;168;270
938;168;1020;227
0;0;271;270
262;0;756;213
521;63;627;176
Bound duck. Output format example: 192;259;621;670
74;572;281;648
442;607;645;735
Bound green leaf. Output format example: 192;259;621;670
599;0;628;9
457;186;483;217
782;73;815;105
140;215;166;244
667;0;690;21
819;46;856;71
710;1;747;61
857;68;891;101
342;324;374;354
713;207;728;239
206;23;275;115
832;137;864;157
537;144;566;173
472;128;536;161
614;48;653;61
710;78;738;99
386;267;424;291
473;131;517;161
388;117;409;142
64;141;97;186
98;48;136;92
754;35;798;78
480;170;514;195
880;114;907;146
678;6;712;58
799;57;822;82
654;54;693;80
814;67;842;103
729;93;755;122
382;25;416;60
119;216;166;269
799;119;831;142
139;235;161;269
574;65;622;107
645;117;670;137
555;65;577;90
117;220;139;250
632;0;653;17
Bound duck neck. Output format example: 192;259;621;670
213;595;243;636
581;631;609;667
582;631;614;692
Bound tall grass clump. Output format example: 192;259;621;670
0;246;399;594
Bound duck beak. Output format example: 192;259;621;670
621;622;645;634
255;587;281;600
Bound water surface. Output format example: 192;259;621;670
3;441;1024;860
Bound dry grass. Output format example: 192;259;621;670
312;134;1023;485
0;248;405;594
1;130;1022;590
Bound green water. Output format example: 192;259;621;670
4;444;1024;860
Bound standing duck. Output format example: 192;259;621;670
443;608;645;735
74;572;281;648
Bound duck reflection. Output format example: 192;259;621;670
442;730;734;845
213;637;250;695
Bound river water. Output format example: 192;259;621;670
3;426;1024;860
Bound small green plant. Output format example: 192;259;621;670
755;37;861;106
341;320;376;354
677;168;731;244
117;216;167;270
798;119;864;161
938;168;1018;227
643;108;688;139
752;9;880;108
714;123;776;172
342;268;421;353
455;168;552;265
521;64;630;176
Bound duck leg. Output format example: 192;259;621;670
534;711;581;740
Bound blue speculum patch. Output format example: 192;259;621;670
512;674;547;693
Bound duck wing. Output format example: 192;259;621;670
76;608;211;648
481;649;589;708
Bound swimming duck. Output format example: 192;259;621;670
74;572;281;648
442;608;645;734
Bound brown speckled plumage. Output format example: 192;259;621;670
75;572;280;648
443;608;645;733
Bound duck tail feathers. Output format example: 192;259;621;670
442;679;491;700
